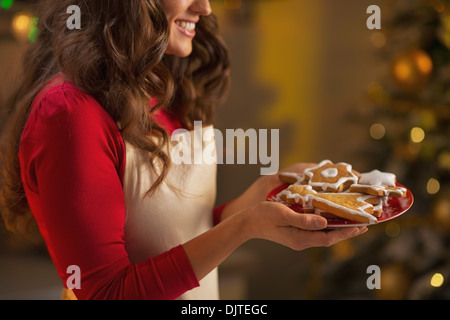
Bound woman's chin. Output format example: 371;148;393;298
165;44;193;58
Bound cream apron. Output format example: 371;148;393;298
123;125;219;300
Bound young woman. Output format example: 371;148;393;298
0;0;367;300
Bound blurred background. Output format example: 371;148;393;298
1;0;450;300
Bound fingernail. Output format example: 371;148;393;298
314;217;327;229
352;226;367;236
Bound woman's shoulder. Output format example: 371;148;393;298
22;74;121;146
32;74;105;120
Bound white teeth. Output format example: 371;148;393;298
176;21;196;31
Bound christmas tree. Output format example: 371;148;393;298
315;0;450;299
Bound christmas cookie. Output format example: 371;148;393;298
273;161;409;224
278;185;315;206
303;160;359;192
349;169;407;198
349;184;407;198
278;172;305;185
278;185;380;224
313;192;382;222
359;169;396;186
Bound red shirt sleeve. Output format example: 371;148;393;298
213;203;228;226
19;81;199;299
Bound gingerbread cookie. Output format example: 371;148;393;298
278;185;380;224
349;169;407;198
303;160;359;192
359;169;396;186
278;172;305;185
278;185;315;206
273;161;408;224
313;192;382;221
349;184;407;198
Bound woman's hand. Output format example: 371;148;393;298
241;201;367;251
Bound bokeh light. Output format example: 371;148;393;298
0;0;14;10
427;178;440;195
410;127;425;143
370;123;386;140
10;12;38;43
430;273;444;288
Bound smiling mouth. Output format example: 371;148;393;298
175;20;196;37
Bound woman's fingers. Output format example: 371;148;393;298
283;210;328;231
276;206;369;250
318;226;368;246
247;202;369;251
296;226;368;250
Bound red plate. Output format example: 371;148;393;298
266;183;414;227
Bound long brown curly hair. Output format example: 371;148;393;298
0;0;230;239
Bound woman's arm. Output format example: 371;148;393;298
20;84;199;299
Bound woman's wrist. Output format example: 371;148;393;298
183;206;252;281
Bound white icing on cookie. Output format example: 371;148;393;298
279;172;305;184
304;160;358;191
276;185;378;224
359;169;396;187
350;183;406;197
317;194;378;224
321;168;338;178
275;185;316;204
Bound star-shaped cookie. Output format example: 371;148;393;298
359;169;396;187
303;160;358;192
349;169;407;198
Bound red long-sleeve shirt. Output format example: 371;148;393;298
19;78;222;299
